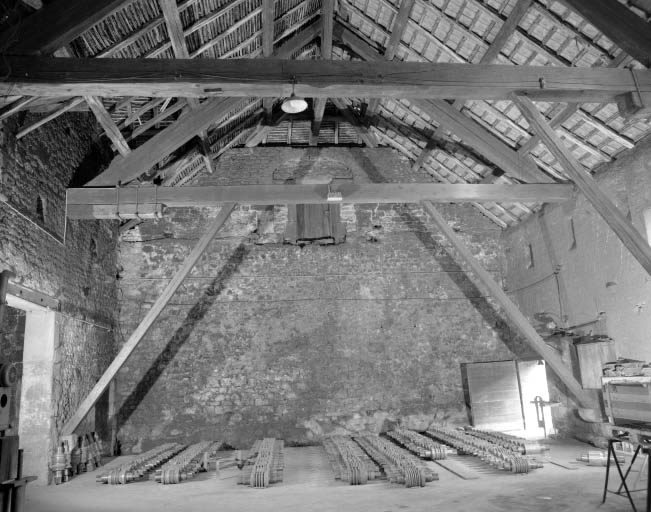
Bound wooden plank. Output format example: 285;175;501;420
512;94;651;277
3;56;650;103
557;0;651;67
159;0;190;59
61;203;236;435
85;98;241;186
16;97;85;139
84;96;130;157
421;201;597;409
0;0;132;55
66;183;574;218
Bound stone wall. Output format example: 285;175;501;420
501;135;651;442
115;148;525;452
0;113;119;454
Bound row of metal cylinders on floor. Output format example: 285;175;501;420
51;433;103;484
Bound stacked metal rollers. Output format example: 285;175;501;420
154;441;222;484
239;438;284;488
354;434;438;487
463;427;548;455
385;429;448;460
322;435;381;485
96;443;185;484
426;427;543;474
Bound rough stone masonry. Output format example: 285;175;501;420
115;148;529;452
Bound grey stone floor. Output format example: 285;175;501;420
26;439;646;511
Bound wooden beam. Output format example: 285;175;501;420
84;96;130;157
367;0;415;114
412;140;437;172
3;56;651;103
331;98;378;147
66;183;574;218
0;96;37;121
0;0;132;55
481;0;533;64
61;203;236;435
331;22;549;184
320;0;334;59
86;27;319;187
16;97;85;139
262;0;275;121
311;0;334;140
86;98;241;186
512;94;651;277
421;201;596;408
557;0;651;67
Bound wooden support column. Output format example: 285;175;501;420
430;0;533;173
367;0;415;115
311;0;334;143
262;0;275;122
62;203;236;435
159;0;215;173
512;94;651;277
421;200;597;409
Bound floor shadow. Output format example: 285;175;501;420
116;243;249;429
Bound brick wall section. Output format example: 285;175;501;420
0;113;119;442
501;135;651;444
116;148;527;451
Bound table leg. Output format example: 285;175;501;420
612;441;638;512
604;439;613;504
618;445;641;494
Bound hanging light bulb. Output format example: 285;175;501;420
281;75;308;114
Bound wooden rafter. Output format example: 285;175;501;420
0;0;132;55
557;0;651;67
84;96;130;156
159;0;216;173
331;98;378;147
66;183;574;219
422;201;597;409
4;56;651;103
512;94;651;277
62;203;236;435
366;0;415;115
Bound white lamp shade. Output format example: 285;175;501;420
281;96;308;114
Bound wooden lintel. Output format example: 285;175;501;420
2;56;650;103
422;201;597;409
62;203;236;435
66;183;574;219
512;93;651;277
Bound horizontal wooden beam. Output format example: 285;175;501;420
66;183;574;218
422;201;597;409
2;56;650;103
62;203;236;435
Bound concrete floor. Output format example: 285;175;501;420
27;439;647;512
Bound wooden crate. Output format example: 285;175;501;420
603;377;651;427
